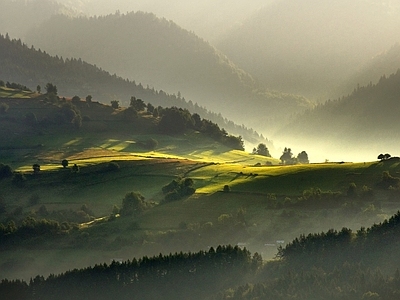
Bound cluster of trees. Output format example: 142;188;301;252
161;177;196;203
278;211;400;269
2;210;400;299
0;217;69;246
252;143;271;157
280;147;309;164
0;245;258;300
378;153;392;161
119;192;153;217
0;80;31;91
215;263;400;300
157;106;244;150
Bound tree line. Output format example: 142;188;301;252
0;245;259;300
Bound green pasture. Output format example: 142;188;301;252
187;161;390;196
0;87;38;98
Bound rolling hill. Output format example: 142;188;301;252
1;87;399;283
23;11;312;129
216;0;400;100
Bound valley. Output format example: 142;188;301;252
2;1;400;298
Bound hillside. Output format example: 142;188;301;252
273;69;400;162
216;0;400;100
335;43;400;97
0;34;270;147
1;93;400;282
2;210;400;299
23;11;312;129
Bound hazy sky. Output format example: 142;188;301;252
69;0;277;41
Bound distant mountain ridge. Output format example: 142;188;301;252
0;0;78;39
216;0;400;101
0;34;271;147
273;69;400;161
23;11;312;130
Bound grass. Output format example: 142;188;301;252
0;86;38;99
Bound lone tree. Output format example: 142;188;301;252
72;164;79;173
85;95;92;103
111;100;120;109
297;151;309;164
256;143;271;157
71;95;81;103
61;159;69;168
32;164;40;174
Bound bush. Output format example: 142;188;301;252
12;173;26;187
103;162;120;172
28;194;40;206
0;163;12;179
0;103;9;114
144;138;158;150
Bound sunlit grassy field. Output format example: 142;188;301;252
0;86;38;98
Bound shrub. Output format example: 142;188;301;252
144;138;158;150
0;103;9;114
12;172;26;187
104;162;120;172
0;163;12;179
28;194;40;206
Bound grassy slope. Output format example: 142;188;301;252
1;93;399;281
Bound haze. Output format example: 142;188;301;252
3;0;400;162
69;0;276;42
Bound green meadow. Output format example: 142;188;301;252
1;92;399;281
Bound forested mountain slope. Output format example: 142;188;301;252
216;0;400;100
274;69;400;161
0;34;269;146
335;43;400;97
23;11;311;129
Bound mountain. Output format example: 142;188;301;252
216;0;400;101
0;0;78;39
273;69;400;162
0;34;271;147
55;0;276;42
23;11;312;130
335;43;400;97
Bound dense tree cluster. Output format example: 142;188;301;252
158;107;244;150
253;143;271;157
280;147;309;165
4;81;31;92
162;177;196;203
0;245;256;300
119;192;151;216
